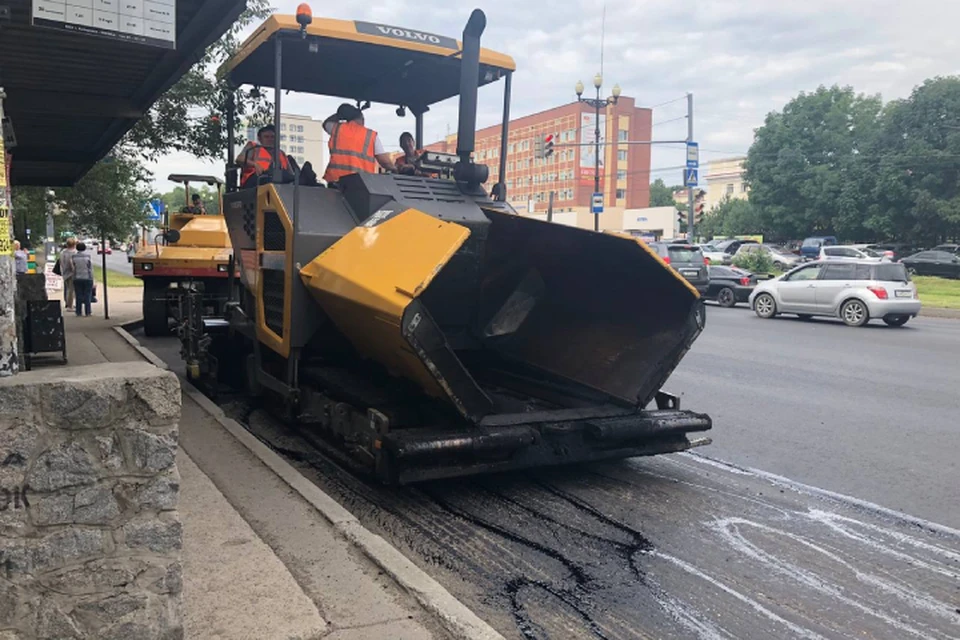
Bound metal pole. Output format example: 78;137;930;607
45;195;55;264
594;87;601;232
494;71;512;202
0;87;19;376
100;231;109;320
686;92;694;241
272;36;283;184
547;190;554;222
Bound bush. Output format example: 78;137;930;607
732;250;775;274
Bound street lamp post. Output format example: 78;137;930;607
576;75;621;231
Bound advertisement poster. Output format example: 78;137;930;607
579;112;606;187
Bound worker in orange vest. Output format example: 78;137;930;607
238;124;291;188
322;104;396;185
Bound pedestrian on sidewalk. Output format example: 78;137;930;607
72;242;94;317
60;237;78;311
13;240;28;274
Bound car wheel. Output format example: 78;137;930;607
717;287;737;308
883;315;909;327
906;266;917;275
798;314;814;321
774;261;785;271
754;293;777;319
840;299;869;327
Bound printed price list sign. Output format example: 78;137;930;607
33;0;176;49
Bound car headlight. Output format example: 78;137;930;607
217;264;228;272
142;263;153;271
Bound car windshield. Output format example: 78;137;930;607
801;238;823;248
668;247;703;262
875;263;911;282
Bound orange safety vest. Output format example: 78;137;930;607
324;122;378;183
240;145;290;186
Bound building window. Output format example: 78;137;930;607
522;140;530;151
741;183;749;193
616;188;626;200
726;184;734;195
281;134;287;141
281;123;287;131
618;150;628;161
618;130;628;142
508;143;515;153
617;170;627;181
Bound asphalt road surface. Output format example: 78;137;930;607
669;303;960;528
134;310;960;640
99;248;133;276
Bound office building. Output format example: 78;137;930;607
703;156;748;211
425;96;652;229
245;113;325;172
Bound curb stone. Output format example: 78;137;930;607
113;325;505;640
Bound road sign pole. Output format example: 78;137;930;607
686;93;695;241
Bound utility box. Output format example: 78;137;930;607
22;300;67;370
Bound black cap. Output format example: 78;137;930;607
337;104;362;122
257;124;276;136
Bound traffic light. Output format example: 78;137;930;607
677;208;685;226
534;135;545;159
544;133;555;157
694;200;705;224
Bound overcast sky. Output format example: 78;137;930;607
148;0;960;192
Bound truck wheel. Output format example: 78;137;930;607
754;293;777;319
142;282;170;337
717;287;737;308
840;299;869;327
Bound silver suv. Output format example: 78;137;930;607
748;260;920;327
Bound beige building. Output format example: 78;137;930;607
703;156;748;211
245;113;325;172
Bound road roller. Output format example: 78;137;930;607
177;6;712;483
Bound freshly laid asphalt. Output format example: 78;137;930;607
135;308;960;640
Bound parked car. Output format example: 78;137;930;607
699;243;731;265
97;241;112;255
749;260;920;327
900;250;960;278
734;243;801;270
705;265;757;307
931;244;960;256
865;243;915;261
713;238;758;258
646;242;709;294
819;246;882;262
799;236;838;260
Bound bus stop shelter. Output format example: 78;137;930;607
1;0;247;185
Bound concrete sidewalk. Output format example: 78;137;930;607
43;285;447;640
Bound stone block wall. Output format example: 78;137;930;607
0;362;182;639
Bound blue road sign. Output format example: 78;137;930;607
686;142;699;168
146;199;164;221
684;168;699;187
591;192;604;214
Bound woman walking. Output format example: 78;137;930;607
72;242;94;317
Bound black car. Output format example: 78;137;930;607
705;265;757;307
865;243;916;261
932;244;960;256
901;250;960;278
646;242;708;294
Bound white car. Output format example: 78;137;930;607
749;260;920;327
819;246;882;262
699;244;730;265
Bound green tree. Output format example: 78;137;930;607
699;196;762;239
126;0;274;161
62;157;152;243
870;77;960;245
649;178;682;207
744;85;883;242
